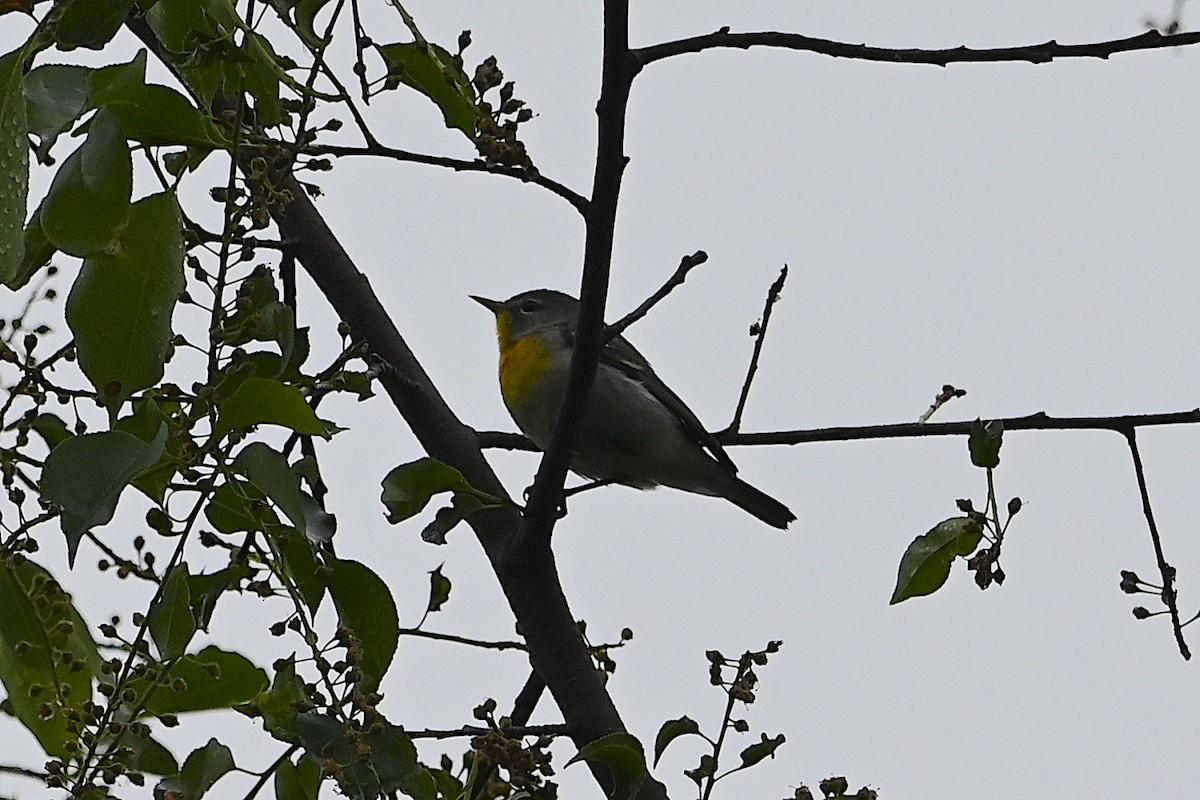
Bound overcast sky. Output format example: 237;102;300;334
4;2;1200;799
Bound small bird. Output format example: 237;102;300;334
472;290;795;529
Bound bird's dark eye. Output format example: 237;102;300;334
519;299;540;314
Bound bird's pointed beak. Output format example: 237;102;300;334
470;295;503;314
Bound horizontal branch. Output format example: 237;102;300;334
635;27;1200;68
407;723;569;740
475;409;1200;451
307;143;589;215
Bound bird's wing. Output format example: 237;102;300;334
600;333;739;474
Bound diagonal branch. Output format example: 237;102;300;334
1122;429;1190;660
307;143;589;215
635;27;1200;68
605;250;707;341
124;14;654;798
724;264;788;434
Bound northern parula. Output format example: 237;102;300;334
472;289;795;529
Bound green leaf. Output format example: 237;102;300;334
123;729;179;775
327;559;398;695
214;377;332;439
155;738;235;800
114;396;181;504
66;191;184;416
187;565;245;631
148;563;196;660
132;646;267;717
0;47;29;284
381;457;484;524
40;426;167;564
652;715;700;767
738;732;785;768
425;564;450;615
274;754;322;800
566;732;647;800
53;0;134;51
248;656;311;742
39;107;131;257
420;492;489;545
299;490;336;545
0;557;101;758
272;524;325;613
7;208;57;290
377;42;477;137
293;713;421;798
968;418;1003;469
234;442;306;535
23;63;91;162
204;479;277;534
890;516;985;604
268;0;335;48
103;84;222;148
28;412;73;451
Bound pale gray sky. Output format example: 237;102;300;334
4;2;1200;798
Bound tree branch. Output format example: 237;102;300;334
124;14;654;799
475;409;1200;451
724;265;787;434
605;250;707;341
635;27;1200;69
307;143;589;215
1122;429;1190;660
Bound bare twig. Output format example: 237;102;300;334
407;723;568;740
0;763;47;782
635;27;1200;69
399;627;527;651
307;143;588;215
605;250;708;341
725;265;788;434
918;384;968;423
1123;429;1190;660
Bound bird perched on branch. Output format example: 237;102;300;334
472;289;795;528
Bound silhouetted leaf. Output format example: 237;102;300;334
968;418;1003;469
567;732;647;800
653;716;700;766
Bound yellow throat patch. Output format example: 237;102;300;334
495;311;550;410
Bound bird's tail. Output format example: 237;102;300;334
720;475;795;530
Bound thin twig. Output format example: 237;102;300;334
635;27;1200;69
399;627;527;651
0;763;47;781
307;143;588;215
1123;429;1190;660
725;265;788;434
407;723;568;740
605;250;708;341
